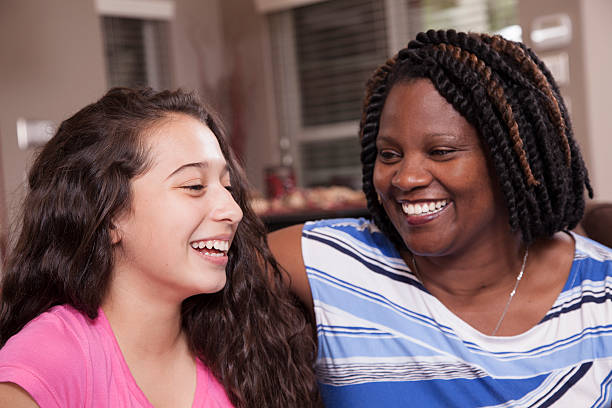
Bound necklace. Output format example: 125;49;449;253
410;247;529;336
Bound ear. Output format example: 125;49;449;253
109;222;122;245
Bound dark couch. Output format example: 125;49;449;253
578;202;612;248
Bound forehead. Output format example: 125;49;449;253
380;79;475;140
144;114;227;167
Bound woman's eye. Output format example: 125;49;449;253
430;148;456;157
378;149;400;161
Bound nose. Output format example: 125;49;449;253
210;185;243;225
391;156;433;192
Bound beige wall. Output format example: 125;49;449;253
171;0;226;102
519;0;612;201
0;0;107;242
580;0;612;201
218;0;280;191
173;0;278;191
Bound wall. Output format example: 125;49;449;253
519;0;612;201
580;0;612;201
171;0;226;103
0;0;107;248
172;0;278;192
219;0;280;191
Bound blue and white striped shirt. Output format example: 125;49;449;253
303;218;612;407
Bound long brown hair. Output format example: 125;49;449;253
0;87;321;407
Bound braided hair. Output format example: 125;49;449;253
360;29;592;246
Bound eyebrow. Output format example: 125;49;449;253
165;162;229;180
377;132;461;142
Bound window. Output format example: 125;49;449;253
268;0;518;189
101;17;172;90
96;0;175;90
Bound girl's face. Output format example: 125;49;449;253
373;79;510;257
112;114;243;304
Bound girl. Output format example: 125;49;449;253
0;88;320;407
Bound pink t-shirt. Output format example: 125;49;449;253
0;305;234;407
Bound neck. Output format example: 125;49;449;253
406;233;525;298
102;280;188;361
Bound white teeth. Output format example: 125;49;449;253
190;239;230;254
202;251;224;257
402;200;448;216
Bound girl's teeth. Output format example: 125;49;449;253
402;200;448;215
191;240;230;253
203;251;224;257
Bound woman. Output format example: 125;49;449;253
269;30;612;407
0;88;320;407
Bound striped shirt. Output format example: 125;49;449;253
303;218;612;407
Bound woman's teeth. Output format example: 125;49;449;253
190;239;229;256
402;200;448;216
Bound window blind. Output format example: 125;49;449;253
101;16;171;90
294;0;388;126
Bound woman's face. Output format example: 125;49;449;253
373;79;510;257
112;114;243;303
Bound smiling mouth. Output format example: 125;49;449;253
401;200;449;216
190;239;230;257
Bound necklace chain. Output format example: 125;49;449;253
411;247;529;336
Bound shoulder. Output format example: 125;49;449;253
268;224;312;309
571;232;612;277
302;217;397;258
0;305;95;406
303;217;376;234
572;232;612;260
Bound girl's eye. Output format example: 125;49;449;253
181;185;204;191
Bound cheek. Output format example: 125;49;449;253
455;161;500;210
373;161;390;194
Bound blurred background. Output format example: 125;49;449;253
0;0;611;245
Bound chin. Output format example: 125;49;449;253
201;275;228;294
399;233;455;257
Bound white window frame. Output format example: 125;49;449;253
95;0;175;20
